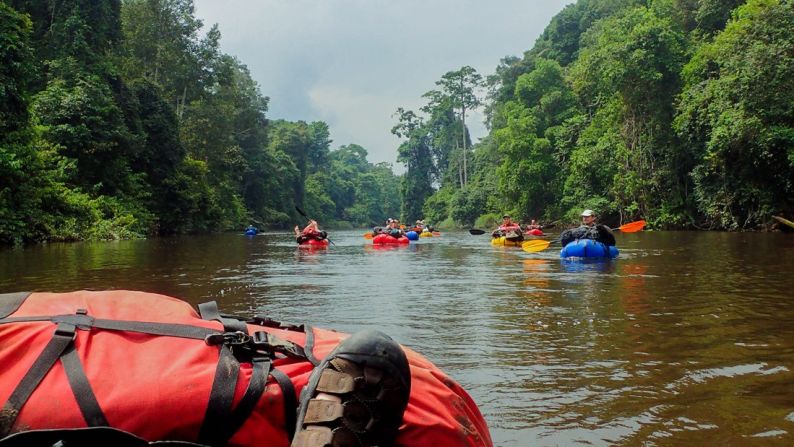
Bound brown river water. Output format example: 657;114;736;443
2;230;793;446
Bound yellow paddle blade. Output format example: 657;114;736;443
617;220;646;233
773;215;794;230
521;239;552;253
363;233;374;239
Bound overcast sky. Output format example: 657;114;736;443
193;0;572;170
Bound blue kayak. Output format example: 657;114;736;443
560;239;618;259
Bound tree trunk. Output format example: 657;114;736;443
461;104;467;187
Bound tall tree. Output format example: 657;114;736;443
392;108;434;222
423;66;481;186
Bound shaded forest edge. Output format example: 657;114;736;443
2;0;793;248
0;0;401;245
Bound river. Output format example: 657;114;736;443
2;230;793;446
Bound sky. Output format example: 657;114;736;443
193;0;573;170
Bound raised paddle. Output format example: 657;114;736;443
295;206;336;246
521;220;647;253
614;220;647;233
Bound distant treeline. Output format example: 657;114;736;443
395;0;793;230
0;0;400;245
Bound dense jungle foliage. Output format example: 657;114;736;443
0;0;400;245
2;0;793;246
396;0;793;230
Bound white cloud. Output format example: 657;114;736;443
194;0;573;169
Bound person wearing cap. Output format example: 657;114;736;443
387;218;404;238
492;214;524;241
560;209;616;247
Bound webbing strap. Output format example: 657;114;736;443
0;323;76;436
199;301;248;334
60;345;109;427
198;347;240;446
303;325;319;366
0;292;31;318
216;356;272;443
270;367;298;441
0;315;219;340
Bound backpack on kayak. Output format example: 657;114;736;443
0;291;492;447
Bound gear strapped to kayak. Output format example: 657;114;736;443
0;291;491;447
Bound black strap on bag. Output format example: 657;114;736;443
0;323;77;437
61;344;109;428
0;298;308;445
0;292;30;319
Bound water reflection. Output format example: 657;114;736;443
2;231;794;446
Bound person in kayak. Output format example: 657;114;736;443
492;214;524;242
560;209;616;247
386;218;405;238
294;219;327;244
525;219;542;231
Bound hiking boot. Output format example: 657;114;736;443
291;330;411;447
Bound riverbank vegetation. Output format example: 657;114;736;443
2;0;792;246
0;0;400;245
397;0;793;231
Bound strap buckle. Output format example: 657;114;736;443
251;331;306;359
204;331;251;347
54;322;77;340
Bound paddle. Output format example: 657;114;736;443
521;220;647;253
295;206;335;246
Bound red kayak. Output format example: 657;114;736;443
298;238;329;247
373;233;410;245
0;290;492;446
525;229;544;236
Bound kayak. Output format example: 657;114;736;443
298;238;329;247
244;229;257;236
419;231;433;238
406;231;420;240
560;239;619;259
525;229;544;236
373;233;410;245
0;290;492;446
491;236;524;247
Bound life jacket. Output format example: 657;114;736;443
560;224;615;247
0;291;491;447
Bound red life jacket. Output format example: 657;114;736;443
0;291;491;446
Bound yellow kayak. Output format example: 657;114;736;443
420;232;433;238
490;236;524;247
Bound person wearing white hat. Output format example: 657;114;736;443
560;209;616;247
